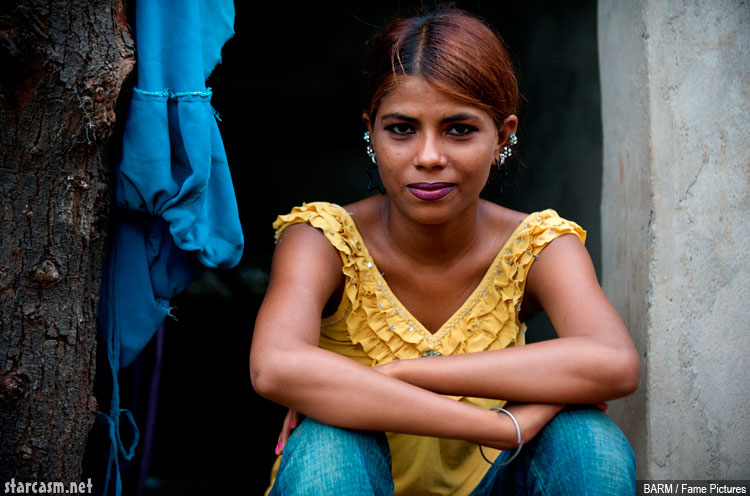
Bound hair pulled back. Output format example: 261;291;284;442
363;8;518;129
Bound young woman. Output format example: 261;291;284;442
250;9;640;495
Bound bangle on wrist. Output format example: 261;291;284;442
479;407;524;466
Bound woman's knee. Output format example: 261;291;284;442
524;406;635;495
271;418;393;496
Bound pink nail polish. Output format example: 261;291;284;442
275;441;281;455
290;419;295;429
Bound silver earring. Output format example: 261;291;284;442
364;131;377;164
363;131;384;194
497;133;518;169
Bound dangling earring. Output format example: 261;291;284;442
497;133;518;169
363;131;377;164
495;133;517;196
363;131;384;194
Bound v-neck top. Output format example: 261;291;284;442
271;201;586;496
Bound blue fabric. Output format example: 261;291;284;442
269;407;635;495
96;0;242;494
269;419;394;496
470;406;636;495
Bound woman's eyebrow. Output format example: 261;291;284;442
380;112;417;122
380;112;480;123
441;112;479;123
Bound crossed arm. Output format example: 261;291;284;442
249;224;640;452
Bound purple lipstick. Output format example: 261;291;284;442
407;182;455;201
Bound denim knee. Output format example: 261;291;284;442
525;406;636;495
270;418;393;496
472;406;635;496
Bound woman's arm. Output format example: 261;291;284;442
249;224;560;450
376;234;641;404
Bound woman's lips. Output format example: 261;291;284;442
407;182;455;201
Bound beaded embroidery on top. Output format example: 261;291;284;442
272;202;586;366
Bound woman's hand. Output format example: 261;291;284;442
275;409;301;455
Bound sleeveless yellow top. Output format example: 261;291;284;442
269;201;585;496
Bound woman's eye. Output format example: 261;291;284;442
447;124;477;136
385;124;415;135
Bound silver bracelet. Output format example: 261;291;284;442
479;407;524;466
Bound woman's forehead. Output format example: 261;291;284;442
378;76;493;120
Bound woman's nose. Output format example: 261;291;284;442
414;133;445;170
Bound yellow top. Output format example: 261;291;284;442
269;201;586;496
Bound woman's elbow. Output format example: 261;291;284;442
612;347;641;397
249;348;287;399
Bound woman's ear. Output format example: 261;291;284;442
494;114;518;159
500;114;518;145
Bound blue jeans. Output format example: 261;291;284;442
269;406;635;495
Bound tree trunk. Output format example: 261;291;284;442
0;0;133;484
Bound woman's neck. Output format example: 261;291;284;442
380;196;484;267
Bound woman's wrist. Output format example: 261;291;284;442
479;407;525;466
505;403;563;442
481;403;563;449
479;408;520;450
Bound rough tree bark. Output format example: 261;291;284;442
0;0;133;484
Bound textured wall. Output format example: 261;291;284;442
599;0;750;479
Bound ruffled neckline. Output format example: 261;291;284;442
341;209;529;340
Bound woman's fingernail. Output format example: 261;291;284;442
289;419;295;429
275;441;281;455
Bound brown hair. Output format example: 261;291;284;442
363;8;518;129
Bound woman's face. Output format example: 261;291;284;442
365;76;515;225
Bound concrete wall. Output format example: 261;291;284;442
599;0;750;479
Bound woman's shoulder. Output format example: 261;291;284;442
272;198;378;230
481;201;584;241
478;203;587;287
270;203;347;288
273;200;346;227
272;199;370;268
480;201;572;227
273;201;356;243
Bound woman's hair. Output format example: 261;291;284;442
362;8;518;129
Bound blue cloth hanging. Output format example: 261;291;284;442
96;1;242;494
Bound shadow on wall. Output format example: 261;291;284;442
92;2;603;494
